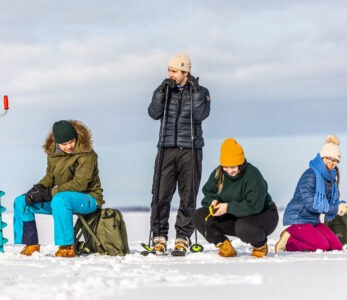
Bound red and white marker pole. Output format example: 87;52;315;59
1;95;9;117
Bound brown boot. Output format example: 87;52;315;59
275;230;291;252
55;244;76;258
20;244;40;256
251;243;268;258
171;237;190;256
216;240;237;257
153;236;167;256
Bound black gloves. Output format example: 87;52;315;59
39;187;52;202
159;78;176;93
25;184;52;206
187;76;200;93
158;76;199;93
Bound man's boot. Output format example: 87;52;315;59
153;236;167;256
171;237;190;256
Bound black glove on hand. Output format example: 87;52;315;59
25;193;35;206
187;76;200;93
159;78;176;93
25;184;52;206
25;184;46;206
40;187;52;202
26;184;45;195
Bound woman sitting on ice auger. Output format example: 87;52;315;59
14;120;104;257
276;135;345;253
193;138;278;258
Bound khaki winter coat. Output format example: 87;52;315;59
37;121;104;207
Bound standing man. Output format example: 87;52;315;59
148;52;211;256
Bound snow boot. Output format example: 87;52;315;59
275;230;291;252
171;237;190;256
153;236;167;256
20;244;40;256
251;243;268;258
55;244;76;258
216;239;237;257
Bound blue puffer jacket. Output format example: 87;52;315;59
283;168;339;225
148;84;210;149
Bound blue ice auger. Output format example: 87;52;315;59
1;95;9;252
0;191;8;253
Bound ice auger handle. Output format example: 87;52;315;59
4;95;9;110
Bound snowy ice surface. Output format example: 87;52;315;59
1;211;347;300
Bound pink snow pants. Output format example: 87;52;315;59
286;223;342;252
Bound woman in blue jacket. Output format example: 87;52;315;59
276;135;346;252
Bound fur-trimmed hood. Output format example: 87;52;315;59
43;120;93;154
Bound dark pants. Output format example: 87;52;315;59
193;204;279;247
151;148;202;240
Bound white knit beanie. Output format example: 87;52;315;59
320;134;341;162
168;52;191;72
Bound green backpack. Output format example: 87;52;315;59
74;208;130;256
325;215;347;245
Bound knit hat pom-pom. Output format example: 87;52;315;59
326;134;340;145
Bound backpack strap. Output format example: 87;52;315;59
76;211;107;254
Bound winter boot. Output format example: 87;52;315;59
153;236;167;256
251;243;268;258
275;230;291;252
171;237;190;256
55;244;76;258
216;239;237;257
20;244;40;256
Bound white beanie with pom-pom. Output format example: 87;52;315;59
320;134;341;162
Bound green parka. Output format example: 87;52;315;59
37;120;104;207
201;162;274;218
325;215;347;245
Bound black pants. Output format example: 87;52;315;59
193;204;279;247
151;148;202;240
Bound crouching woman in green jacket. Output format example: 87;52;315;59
14;120;104;257
193;138;278;258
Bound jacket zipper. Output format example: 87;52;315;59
174;91;183;147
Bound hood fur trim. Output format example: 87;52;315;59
43;120;93;154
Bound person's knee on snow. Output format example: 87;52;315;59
307;234;330;251
315;223;343;250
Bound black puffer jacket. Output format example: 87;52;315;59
148;84;210;149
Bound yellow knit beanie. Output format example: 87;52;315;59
220;138;245;167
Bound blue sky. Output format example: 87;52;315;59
1;0;346;208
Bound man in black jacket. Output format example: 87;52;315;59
148;52;211;256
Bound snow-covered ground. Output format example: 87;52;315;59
1;211;347;300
